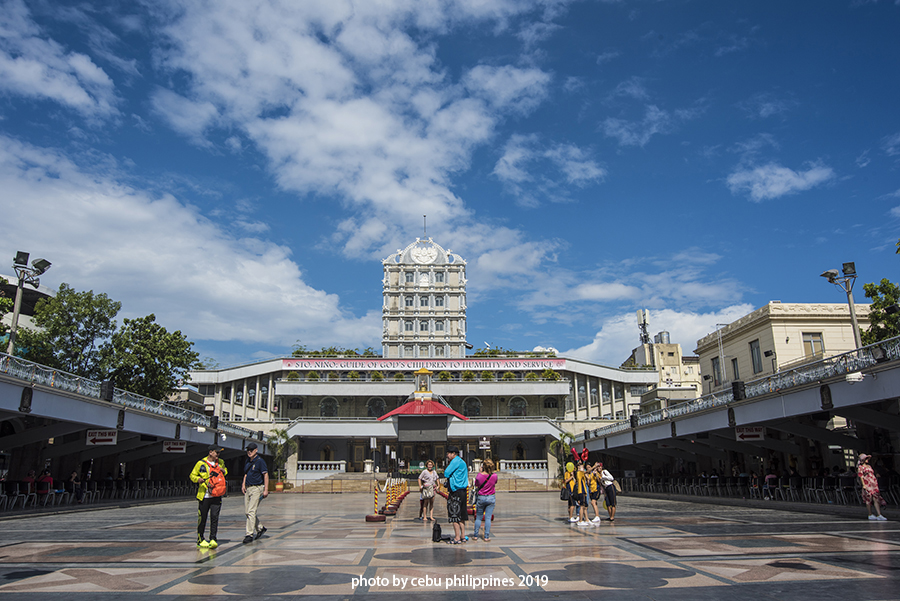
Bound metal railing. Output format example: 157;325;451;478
583;336;900;440
0;352;260;439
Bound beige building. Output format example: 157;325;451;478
381;238;468;359
695;301;871;394
624;334;703;413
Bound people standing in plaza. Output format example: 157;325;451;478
443;446;468;544
68;470;84;504
572;462;591;526
563;461;578;522
242;442;269;543
598;462;617;522
858;454;887;521
587;463;604;524
190;444;228;549
417;460;438;521
472;459;498;541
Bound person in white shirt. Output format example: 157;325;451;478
598;462;616;522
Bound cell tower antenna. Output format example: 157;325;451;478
637;309;651;345
423;215;427;238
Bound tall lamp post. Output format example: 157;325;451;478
5;251;51;355
820;261;862;349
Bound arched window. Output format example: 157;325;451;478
509;397;527;416
463;397;481;417
289;397;303;410
320;398;338;417
543;397;558;409
366;397;386;418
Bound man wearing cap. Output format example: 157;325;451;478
242;442;269;544
190;445;228;549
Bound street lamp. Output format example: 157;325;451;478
5;251;51;355
820;261;862;349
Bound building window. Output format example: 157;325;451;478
435;321;444;332
434;346;445;357
420;297;429;307
750;339;762;374
613;382;624;401
435;272;444;283
404;321;413;332
199;384;215;396
577;385;587;409
509;398;527;416
405;296;414;307
235;390;243;405
223;386;231;400
419;321;429;332
630;385;648;396
435;297;444;307
366;398;386;418
419;345;429;356
288;398;303;410
463;398;481;417
590;388;599;406
404;345;413;357
247;388;256;407
544;397;558;409
319;398;338;417
405;271;414;283
802;332;825;357
712;357;722;386
234;414;242;421
222;411;230;420
731;358;740;381
601;380;611;403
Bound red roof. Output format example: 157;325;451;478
377;398;468;421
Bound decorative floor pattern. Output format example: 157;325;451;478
0;491;896;599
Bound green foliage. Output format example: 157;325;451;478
105;314;198;401
23;283;121;378
471;346;556;357
480;370;494;381
548;432;577;481
541;368;561;381
524;372;539;381
291;341;379;357
195;356;220;370
862;278;900;345
268;428;298;481
306;371;319;381
285;371;300;381
0;276;12;335
437;371;452;381
393;372;406;381
461;370;476;381
371;370;384;381
502;371;517;381
327;371;339;381
348;370;361;381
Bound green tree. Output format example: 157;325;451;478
195;356;220;370
437;371;452;381
541;368;561;381
548;432;576;482
268;428;298;482
0;276;12;336
461;370;476;381
502;371;517;381
105;314;198;400
23;283;121;377
862;278;900;344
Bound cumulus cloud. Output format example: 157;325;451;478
0;135;380;348
726;161;835;202
493;134;605;207
563;304;755;366
0;0;118;118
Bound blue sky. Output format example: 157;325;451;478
2;0;899;368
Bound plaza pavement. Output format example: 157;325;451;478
0;489;897;600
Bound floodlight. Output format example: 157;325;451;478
842;262;856;276
31;258;51;275
820;269;839;282
13;251;29;266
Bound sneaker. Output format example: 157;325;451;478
208;540;218;549
591;516;601;523
577;521;591;526
198;540;210;548
243;535;254;544
254;527;267;540
869;515;878;520
568;517;578;523
877;516;888;521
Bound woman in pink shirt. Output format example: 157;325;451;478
472;459;498;541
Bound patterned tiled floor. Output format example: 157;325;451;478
0;490;897;599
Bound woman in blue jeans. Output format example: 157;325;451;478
473;459;498;541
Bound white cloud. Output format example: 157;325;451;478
463;64;551;114
737;92;796;119
596;50;620;65
883;131;900;156
601;105;677;147
150;88;219;141
563;304;755;366
493;134;605;206
726;161;835;202
0;0;118;118
610;76;649;101
0;135;380;348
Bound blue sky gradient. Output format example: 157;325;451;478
1;0;898;368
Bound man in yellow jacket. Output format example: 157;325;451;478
190;444;228;548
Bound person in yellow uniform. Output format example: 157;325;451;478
190;444;228;548
587;462;604;524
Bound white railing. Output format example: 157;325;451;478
500;460;548;471
297;460;347;472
